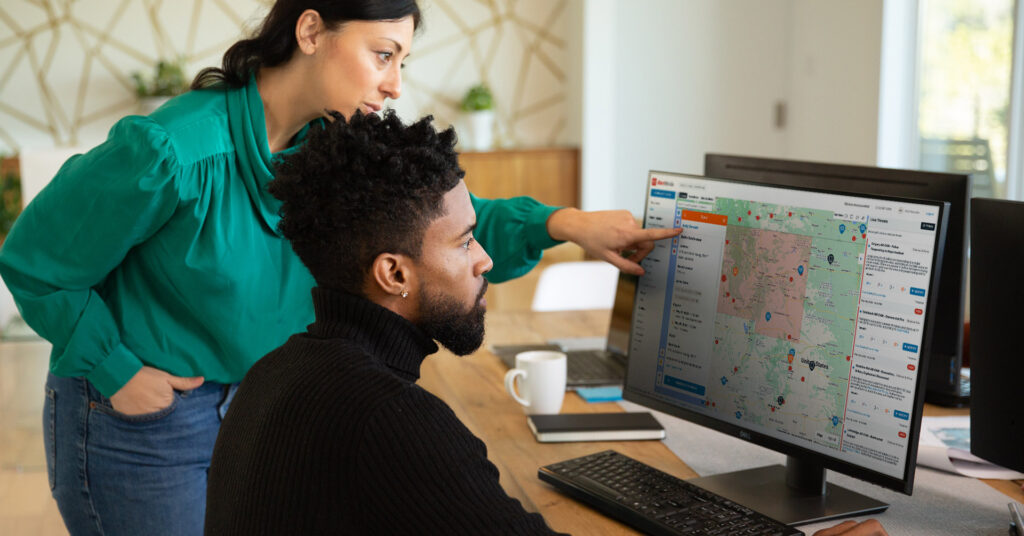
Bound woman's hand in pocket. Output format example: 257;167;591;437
109;366;204;416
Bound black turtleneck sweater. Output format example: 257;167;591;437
205;288;562;535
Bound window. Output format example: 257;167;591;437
918;0;1015;198
879;0;1023;199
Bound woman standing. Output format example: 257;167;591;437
0;1;675;534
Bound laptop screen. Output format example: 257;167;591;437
606;273;638;356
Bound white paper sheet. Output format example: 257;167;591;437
918;416;1024;479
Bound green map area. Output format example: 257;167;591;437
706;198;866;451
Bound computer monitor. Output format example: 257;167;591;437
968;198;1024;473
625;171;948;525
705;153;971;407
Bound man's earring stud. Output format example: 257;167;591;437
401;289;409;298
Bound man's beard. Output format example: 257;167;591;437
417;280;489;356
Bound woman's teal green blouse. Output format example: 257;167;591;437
0;78;561;397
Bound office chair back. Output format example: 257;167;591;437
531;261;619;312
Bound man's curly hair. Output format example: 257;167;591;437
270;110;464;295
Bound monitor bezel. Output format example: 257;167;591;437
704;153;970;406
624;170;948;495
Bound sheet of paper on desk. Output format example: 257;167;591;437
918;416;1024;480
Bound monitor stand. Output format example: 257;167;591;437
687;456;889;526
925;387;969;408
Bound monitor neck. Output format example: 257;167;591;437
786;456;826;495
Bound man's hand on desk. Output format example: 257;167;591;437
813;519;888;536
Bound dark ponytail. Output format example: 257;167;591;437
192;0;421;90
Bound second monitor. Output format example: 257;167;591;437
705;153;971;407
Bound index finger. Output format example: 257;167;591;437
631;227;682;241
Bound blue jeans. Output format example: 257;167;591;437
44;373;239;536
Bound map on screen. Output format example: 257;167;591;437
708;199;867;452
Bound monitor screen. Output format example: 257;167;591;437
624;171;947;522
705;154;970;407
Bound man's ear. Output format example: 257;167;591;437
369;252;414;299
295;9;325;56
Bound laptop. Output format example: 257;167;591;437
492;272;636;389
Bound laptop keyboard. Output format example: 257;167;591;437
566;350;625;385
490;345;625;386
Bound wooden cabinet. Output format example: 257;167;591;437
460;147;580;209
0;157;17;177
460;147;584;311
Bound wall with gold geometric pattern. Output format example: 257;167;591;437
393;0;581;148
0;0;268;152
0;0;580;154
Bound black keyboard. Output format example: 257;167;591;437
539;450;801;536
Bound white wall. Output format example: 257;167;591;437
877;0;920;170
579;0;618;211
785;0;882;165
581;0;885;214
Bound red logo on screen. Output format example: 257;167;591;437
907;364;916;371
914;308;923;315
898;431;907;438
652;178;658;185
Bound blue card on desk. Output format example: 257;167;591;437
576;386;623;402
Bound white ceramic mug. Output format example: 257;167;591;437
504;351;567;414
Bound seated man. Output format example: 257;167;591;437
204;110;561;535
205;110;887;536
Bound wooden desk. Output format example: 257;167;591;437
920;405;1024;503
419;309;681;534
418;310;1024;534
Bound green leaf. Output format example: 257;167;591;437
461;84;494;111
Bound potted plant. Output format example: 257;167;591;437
131;59;189;115
0;159;23;337
0;162;21;244
460;84;495;151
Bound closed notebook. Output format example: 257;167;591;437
527;412;666;443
